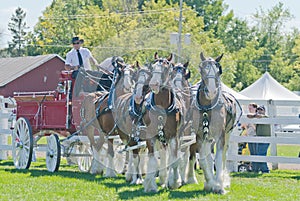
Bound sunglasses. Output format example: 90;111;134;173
73;42;80;45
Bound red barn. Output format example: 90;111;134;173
0;54;65;97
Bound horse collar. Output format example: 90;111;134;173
145;90;178;114
129;96;145;120
195;82;222;111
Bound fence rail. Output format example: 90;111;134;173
227;98;300;172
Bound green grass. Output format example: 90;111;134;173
0;158;299;201
275;145;300;157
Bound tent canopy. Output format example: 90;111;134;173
191;81;249;100
221;83;249;100
240;72;300;100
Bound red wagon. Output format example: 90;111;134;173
11;71;93;172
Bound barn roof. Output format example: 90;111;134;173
0;54;65;87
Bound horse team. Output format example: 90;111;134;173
79;52;238;194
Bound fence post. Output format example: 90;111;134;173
0;97;8;160
227;127;240;172
268;99;278;170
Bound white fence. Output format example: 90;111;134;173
0;96;15;160
227;99;300;172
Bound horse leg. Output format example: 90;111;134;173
178;146;189;184
158;143;168;188
130;149;143;185
199;140;216;192
186;142;198;184
143;139;158;192
105;138;117;177
89;131;105;175
214;136;230;194
125;151;133;182
167;137;182;189
214;139;226;194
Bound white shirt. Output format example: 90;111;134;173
65;47;92;70
98;57;115;72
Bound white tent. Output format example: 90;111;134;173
240;72;300;100
191;81;249;100
221;83;249;100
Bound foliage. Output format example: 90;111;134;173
233;41;264;91
8;7;28;57
5;0;300;91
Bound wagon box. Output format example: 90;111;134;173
10;71;88;172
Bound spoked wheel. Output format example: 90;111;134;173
238;164;249;172
46;134;61;172
77;143;92;172
12;117;33;169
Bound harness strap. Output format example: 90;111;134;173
145;91;178;115
195;81;222;111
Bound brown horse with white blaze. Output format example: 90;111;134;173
186;52;238;194
112;65;152;185
81;58;136;177
141;53;185;192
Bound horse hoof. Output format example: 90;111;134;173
186;177;198;184
213;188;226;195
90;169;103;175
168;181;182;189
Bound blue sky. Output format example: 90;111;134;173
1;0;300;48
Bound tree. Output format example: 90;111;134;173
8;7;28;56
216;16;252;52
252;2;293;72
233;41;265;91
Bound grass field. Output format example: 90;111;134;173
0;157;299;201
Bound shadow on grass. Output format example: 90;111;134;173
231;171;300;180
0;160;14;166
117;185;209;200
168;189;208;199
118;187;164;200
231;172;264;178
3;166;137;191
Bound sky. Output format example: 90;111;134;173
1;0;300;48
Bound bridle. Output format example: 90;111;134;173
134;68;151;95
196;59;223;111
199;60;222;96
122;66;135;93
150;59;173;89
172;63;186;89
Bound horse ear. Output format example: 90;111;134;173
136;61;141;69
167;53;173;62
200;52;206;61
183;61;189;68
154;52;158;60
215;53;224;62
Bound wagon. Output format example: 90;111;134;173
11;70;125;172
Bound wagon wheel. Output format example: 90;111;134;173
12;117;33;169
76;143;93;172
46;134;61;172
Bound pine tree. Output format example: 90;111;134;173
8;7;28;56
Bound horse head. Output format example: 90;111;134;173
171;61;190;90
149;52;173;94
199;52;223;100
134;64;152;104
121;63;137;93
